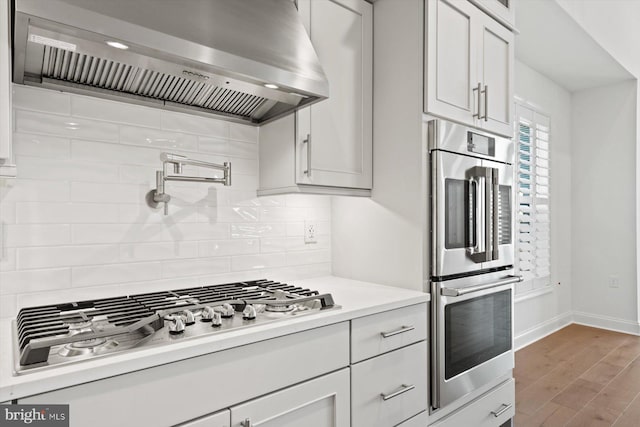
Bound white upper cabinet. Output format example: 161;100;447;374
472;0;516;29
258;0;372;196
0;0;15;177
425;0;514;137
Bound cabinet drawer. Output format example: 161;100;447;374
431;379;515;427
397;410;428;426
351;341;428;427
177;410;230;427
351;303;427;362
22;323;349;427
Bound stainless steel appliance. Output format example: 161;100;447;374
429;120;520;411
12;0;328;125
13;280;338;374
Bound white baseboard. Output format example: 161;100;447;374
514;311;573;351
572;311;640;336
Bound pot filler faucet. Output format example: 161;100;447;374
146;152;231;215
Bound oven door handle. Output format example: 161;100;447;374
441;275;523;297
490;168;500;261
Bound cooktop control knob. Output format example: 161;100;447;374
243;305;257;320
218;303;235;318
169;316;185;335
211;312;222;327
201;306;215;322
183;310;195;325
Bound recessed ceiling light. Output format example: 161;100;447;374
264;83;279;89
106;41;129;50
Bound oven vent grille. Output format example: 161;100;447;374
41;46;268;119
498;185;512;244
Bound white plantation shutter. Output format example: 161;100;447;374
516;104;550;294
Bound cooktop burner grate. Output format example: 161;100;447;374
14;280;336;371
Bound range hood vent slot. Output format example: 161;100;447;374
41;46;269;120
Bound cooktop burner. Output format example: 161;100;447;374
13;280;338;374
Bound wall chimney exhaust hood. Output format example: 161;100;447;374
12;0;329;125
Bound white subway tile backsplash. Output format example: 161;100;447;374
119;125;198;152
163;222;230;241
198;239;259;257
120;242;198;262
229;122;258;143
72;224;164;244
161;257;230;279
71;140;160;166
16;156;120;183
13;85;71;115
18;245;120;269
0;179;70;202
259;207;309;222
13;133;70;159
0;268;71;295
71;182;144;204
0;295;17;319
5;224;70;247
231;253;286;271
17;202;119;224
0;248;17;272
231;223;287;239
286;250;331;266
72;262;162;287
4;86;331;318
15;110;119;141
261;236;329;253
161;110;229;138
71;95;162;128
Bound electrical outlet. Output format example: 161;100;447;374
609;275;620;288
304;221;318;244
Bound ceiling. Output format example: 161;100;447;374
515;0;632;92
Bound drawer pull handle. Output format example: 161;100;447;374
241;418;252;427
381;384;415;401
491;403;513;418
380;325;415;338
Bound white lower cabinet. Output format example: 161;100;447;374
231;368;350;427
178;411;230;427
429;379;515;427
398;411;429;427
351;341;428;427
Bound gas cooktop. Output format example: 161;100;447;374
13;280;338;374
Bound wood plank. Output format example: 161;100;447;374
552;378;603;411
613;393;640;427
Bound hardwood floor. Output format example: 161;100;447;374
514;324;640;426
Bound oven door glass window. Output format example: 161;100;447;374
444;290;512;379
444;178;475;249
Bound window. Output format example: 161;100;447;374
516;104;550;294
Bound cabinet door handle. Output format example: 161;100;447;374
473;82;482;118
303;133;311;177
241;418;252;427
483;85;489;121
380;325;415;338
491;403;513;418
381;384;415;401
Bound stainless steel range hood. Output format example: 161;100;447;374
12;0;329;125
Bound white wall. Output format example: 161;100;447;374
556;0;640;326
512;60;574;345
0;85;331;318
571;80;638;332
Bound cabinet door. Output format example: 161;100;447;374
425;0;480;126
296;0;372;189
477;14;514;137
474;0;515;28
177;410;230;427
230;368;350;427
0;0;15;177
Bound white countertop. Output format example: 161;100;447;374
0;276;429;401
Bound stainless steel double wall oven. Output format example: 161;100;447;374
429;119;521;411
